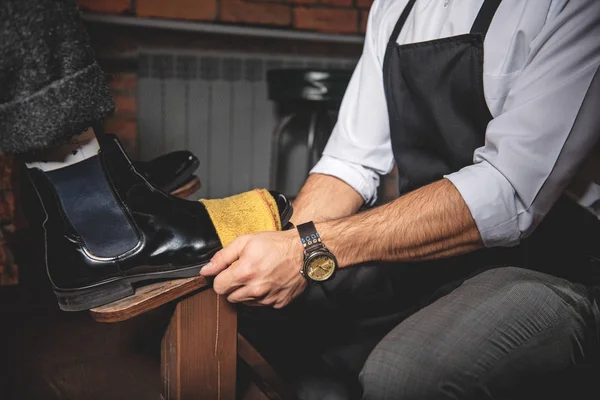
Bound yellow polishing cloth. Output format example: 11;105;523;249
200;188;282;247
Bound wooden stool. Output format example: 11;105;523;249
90;277;296;400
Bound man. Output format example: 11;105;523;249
201;0;600;398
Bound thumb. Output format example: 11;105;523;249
199;236;248;277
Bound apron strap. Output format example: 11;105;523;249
388;0;501;46
388;0;417;45
470;0;502;39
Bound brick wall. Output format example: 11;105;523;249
78;0;374;34
0;158;19;286
106;72;138;158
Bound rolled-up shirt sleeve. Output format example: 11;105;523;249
446;0;600;248
310;0;395;205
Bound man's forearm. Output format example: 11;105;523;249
317;179;483;267
291;173;364;225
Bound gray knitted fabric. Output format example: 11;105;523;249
0;0;114;155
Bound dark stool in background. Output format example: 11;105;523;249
267;69;352;198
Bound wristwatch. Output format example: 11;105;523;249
297;221;338;282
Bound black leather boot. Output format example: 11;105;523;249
25;135;293;311
104;133;202;195
135;150;199;195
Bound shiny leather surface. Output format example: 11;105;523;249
103;134;200;194
130;144;199;194
26;136;292;290
99;136;222;278
27;168;124;289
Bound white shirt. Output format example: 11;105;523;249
311;0;600;248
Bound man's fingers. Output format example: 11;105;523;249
213;268;235;295
200;236;248;277
226;285;269;303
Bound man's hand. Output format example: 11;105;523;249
199;230;307;308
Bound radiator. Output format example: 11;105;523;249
137;49;356;200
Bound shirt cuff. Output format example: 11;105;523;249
445;162;521;248
311;155;379;205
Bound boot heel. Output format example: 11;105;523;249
54;280;135;312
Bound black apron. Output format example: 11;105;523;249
386;0;500;195
383;0;600;284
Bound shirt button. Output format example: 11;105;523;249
444;0;450;6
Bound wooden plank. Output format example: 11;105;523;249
90;277;209;323
162;289;237;400
238;334;297;400
162;311;179;400
240;380;271;400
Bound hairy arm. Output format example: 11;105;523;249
317;178;483;267
290;173;365;225
205;178;483;307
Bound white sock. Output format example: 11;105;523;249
25;127;100;172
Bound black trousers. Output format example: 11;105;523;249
0;0;113;155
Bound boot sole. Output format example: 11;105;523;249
170;175;201;198
53;263;207;312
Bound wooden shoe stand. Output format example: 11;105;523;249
90;273;296;400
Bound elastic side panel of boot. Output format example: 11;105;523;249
45;156;140;258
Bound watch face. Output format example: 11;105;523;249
306;252;337;282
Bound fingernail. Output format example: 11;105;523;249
200;262;213;274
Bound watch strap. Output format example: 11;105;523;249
297;221;323;253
